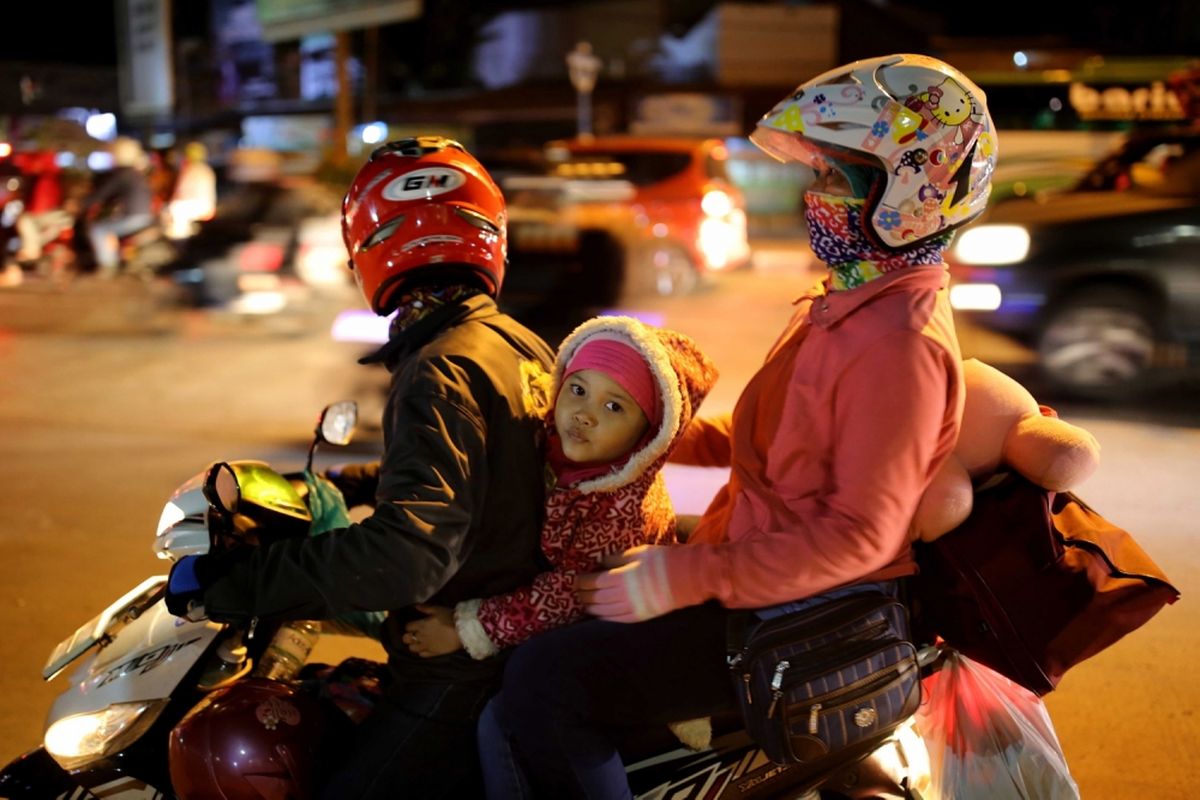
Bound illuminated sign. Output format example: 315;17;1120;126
1069;81;1185;121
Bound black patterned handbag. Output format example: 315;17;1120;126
725;586;921;770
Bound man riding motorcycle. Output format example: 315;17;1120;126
164;136;554;799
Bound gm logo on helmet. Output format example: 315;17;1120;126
382;167;466;201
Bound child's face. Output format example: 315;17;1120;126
555;369;650;465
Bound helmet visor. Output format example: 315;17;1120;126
750;124;827;170
750;125;879;199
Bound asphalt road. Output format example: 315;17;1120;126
1;259;1197;798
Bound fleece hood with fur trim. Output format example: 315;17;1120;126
551;316;718;493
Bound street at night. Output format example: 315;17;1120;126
1;250;1196;798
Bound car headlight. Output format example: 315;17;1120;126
44;700;168;771
952;224;1030;265
949;282;1003;311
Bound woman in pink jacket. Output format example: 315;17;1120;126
486;54;999;799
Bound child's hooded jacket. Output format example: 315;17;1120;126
454;316;717;658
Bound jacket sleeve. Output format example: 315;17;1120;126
82;171;121;211
456;565;588;659
454;504;665;658
664;333;959;609
668;414;733;467
201;378;489;623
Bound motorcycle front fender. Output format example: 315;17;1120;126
0;746;85;799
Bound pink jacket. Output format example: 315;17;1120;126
665;266;964;609
455;316;718;658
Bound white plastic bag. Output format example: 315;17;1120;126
914;650;1080;800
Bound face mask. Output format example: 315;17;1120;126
803;191;952;290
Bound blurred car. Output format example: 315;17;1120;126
947;127;1200;398
163;176;349;314
500;136;750;332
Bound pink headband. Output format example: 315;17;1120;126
564;338;661;427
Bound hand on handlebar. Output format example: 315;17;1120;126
165;555;207;620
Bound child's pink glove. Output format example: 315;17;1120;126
577;545;683;623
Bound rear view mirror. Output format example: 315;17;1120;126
307;401;359;472
319;401;358;446
203;462;241;516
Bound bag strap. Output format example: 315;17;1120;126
725;609;757;664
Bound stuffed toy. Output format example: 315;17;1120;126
912;359;1101;542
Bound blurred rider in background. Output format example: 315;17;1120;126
13;149;73;272
165;141;217;240
81;136;155;277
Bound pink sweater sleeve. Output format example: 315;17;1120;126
665;333;959;609
668;414;734;467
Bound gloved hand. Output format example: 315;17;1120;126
166;555;207;619
576;545;682;623
322;462;378;509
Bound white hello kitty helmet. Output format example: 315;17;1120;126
751;53;998;249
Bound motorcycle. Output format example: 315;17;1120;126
0;402;360;800
0;401;936;799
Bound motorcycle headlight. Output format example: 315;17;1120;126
952;224;1031;265
44;700;168;771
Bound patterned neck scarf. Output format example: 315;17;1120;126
804;192;952;291
388;283;484;336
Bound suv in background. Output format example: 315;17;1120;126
502;136;750;332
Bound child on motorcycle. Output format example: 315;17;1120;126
401;316;717;660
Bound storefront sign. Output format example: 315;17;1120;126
117;0;174;118
1069;81;1185;121
631;93;740;136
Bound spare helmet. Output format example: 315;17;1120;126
154;460;311;560
751;53;997;250
169;678;324;799
341;136;507;314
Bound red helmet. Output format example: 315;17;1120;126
169;678;324;799
341;136;507;314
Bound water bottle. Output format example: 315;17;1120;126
198;633;250;690
254;620;321;682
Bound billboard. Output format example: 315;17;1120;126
116;0;175;119
255;0;421;42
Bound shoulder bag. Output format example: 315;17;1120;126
725;586;921;771
913;473;1180;695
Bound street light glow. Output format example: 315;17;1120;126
361;122;387;145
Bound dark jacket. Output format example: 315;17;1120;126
83;166;154;218
202;294;554;682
